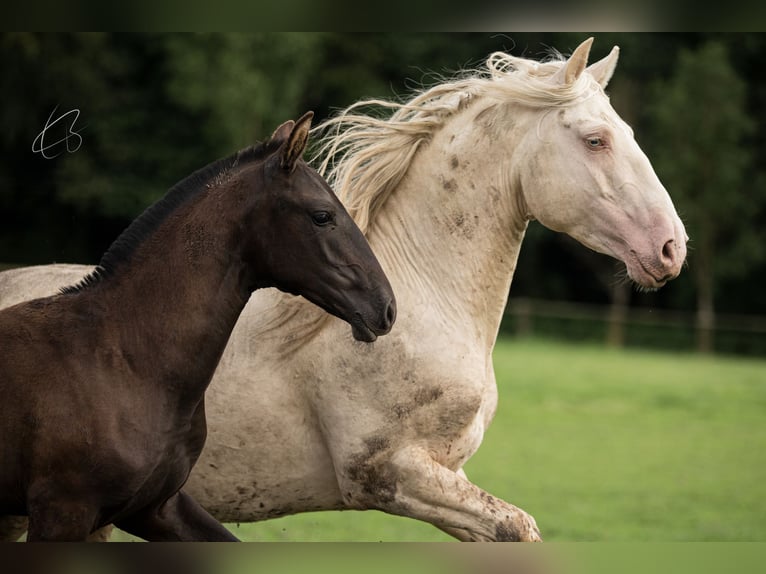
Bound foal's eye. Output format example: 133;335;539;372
311;211;334;226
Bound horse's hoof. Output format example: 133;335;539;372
520;513;543;542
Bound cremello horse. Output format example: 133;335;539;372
0;38;686;541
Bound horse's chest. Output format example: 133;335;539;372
388;354;496;468
422;387;492;469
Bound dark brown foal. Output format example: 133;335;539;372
0;112;395;541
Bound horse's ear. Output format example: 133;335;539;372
552;37;594;86
587;45;620;88
270;119;295;144
280;111;314;172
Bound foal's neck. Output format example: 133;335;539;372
91;184;252;408
369;103;530;349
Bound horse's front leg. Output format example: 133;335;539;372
341;445;542;542
116;490;239;542
430;468;487;541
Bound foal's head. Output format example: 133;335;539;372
240;112;396;342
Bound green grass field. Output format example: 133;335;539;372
117;337;766;542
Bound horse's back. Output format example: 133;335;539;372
0;264;92;309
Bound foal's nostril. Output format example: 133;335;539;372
384;299;397;330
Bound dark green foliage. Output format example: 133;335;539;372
1;33;764;341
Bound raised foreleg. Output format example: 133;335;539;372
341;446;541;542
116;490;238;542
432;468;483;541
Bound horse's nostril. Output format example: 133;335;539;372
662;239;675;263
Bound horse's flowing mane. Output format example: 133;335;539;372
61;141;279;295
111;48;596;350
311;49;599;234
250;49;602;352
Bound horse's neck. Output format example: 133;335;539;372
93;195;250;406
369;105;530;350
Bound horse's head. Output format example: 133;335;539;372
515;38;687;289
242;112;396;342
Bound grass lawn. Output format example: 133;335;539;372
117;337;766;541
473;338;766;541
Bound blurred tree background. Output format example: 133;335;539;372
1;33;764;354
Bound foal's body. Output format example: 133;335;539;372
0;114;394;541
0;222;245;540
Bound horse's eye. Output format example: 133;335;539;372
311;211;334;226
586;137;604;148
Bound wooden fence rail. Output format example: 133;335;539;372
504;298;766;356
2;264;765;355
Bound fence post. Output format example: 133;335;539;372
515;298;532;337
606;282;629;347
697;307;715;354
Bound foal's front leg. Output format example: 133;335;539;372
0;515;113;542
116;490;239;542
26;499;99;541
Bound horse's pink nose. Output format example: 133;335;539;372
661;238;676;265
658;237;685;280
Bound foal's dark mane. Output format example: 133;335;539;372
61;141;278;295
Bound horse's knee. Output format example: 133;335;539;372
337;444;409;509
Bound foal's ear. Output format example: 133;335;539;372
280;111;314;172
552;36;593;86
587;45;620;88
270;119;295;144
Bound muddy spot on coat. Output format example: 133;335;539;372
415;386;443;406
447;210;475;239
345;436;397;504
495;522;521;541
391;385;444;420
364;435;389;456
442;177;458;194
